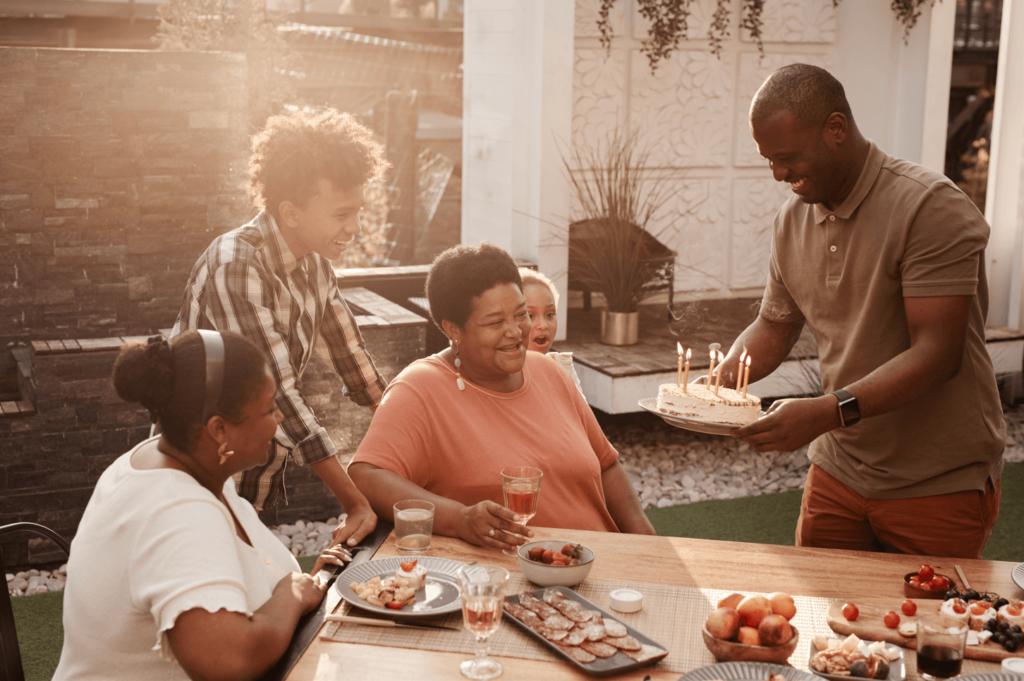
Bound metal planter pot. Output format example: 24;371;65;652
600;310;639;346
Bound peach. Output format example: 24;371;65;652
758;614;793;646
737;594;772;628
717;592;745;610
737;626;761;646
705;607;742;641
767;592;797;621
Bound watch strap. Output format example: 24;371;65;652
832;389;859;427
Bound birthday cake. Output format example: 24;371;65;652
657;383;761;426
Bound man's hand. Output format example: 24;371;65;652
731;394;840;452
331;503;377;547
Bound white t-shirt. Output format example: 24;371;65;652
53;437;300;680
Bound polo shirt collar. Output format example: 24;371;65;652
256;210;304;276
813;141;885;224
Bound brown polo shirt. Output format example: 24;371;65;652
762;142;1004;499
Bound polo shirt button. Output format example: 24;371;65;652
829;215;836;221
830;245;837;252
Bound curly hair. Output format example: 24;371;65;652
247;108;389;215
425;242;523;332
112;331;270;453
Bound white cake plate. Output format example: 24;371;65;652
638;397;756;436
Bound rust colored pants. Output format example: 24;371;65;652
796;464;1001;559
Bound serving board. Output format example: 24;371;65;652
825;597;1023;663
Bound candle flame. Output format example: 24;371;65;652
685;348;691;360
745;355;751;367
677;342;683;356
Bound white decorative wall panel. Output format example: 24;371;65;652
658;178;731;292
630;49;734;168
573;48;627;149
730;177;792;289
752;0;838;44
575;0;626;38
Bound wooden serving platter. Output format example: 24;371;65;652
825;597;1022;663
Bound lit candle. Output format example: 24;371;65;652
676;342;684;387
738;349;747;390
683;348;691;393
742;355;751;399
714;351;724;396
707;350;717;385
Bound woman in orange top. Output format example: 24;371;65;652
349;243;655;552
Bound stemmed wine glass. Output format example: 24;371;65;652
457;565;510;680
500;466;542;557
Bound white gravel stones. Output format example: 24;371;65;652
268;516;345;559
6;564;66;597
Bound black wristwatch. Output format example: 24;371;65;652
832;389;860;427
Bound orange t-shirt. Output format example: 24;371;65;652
352;352;621;532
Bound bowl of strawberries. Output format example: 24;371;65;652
518;540;595;587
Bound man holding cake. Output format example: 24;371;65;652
720;64;1004;559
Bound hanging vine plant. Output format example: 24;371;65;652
599;0;936;73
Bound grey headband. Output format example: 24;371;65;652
198;330;225;424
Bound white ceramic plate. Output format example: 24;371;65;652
808;642;906;681
336;556;468;618
677;661;817;681
638;397;753;436
1012;562;1024;592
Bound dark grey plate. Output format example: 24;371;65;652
504;585;669;678
808;642;906;681
677;661;817;681
337;556;465;618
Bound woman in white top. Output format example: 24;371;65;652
519;267;583;394
53;330;348;681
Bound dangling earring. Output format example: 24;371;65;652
218;441;234;466
453;340;465;391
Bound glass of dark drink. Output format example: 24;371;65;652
916;615;969;680
499;466;543;556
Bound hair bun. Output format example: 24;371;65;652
111;336;175;421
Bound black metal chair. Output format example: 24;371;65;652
0;522;70;681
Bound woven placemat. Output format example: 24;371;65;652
321;578;1004;678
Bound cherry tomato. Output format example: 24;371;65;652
902;600;918;616
908;576;922;587
930;575;949;590
884;611;900;629
842;603;859;621
542;549;555;564
919;580;932;591
952;599;967;614
386;601;405;609
919;565;935;581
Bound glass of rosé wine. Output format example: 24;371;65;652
457;565;510;679
500;466;542;556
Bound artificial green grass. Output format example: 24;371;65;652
646;461;1024;563
10;465;1023;680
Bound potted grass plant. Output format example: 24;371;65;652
563;127;677;345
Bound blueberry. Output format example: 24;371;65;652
965;589;980;601
1013;625;1022;634
1005;639;1019;653
994;633;1006;644
1001;621;1012;632
986;619;999;632
995;598;1010;609
945;589;960;600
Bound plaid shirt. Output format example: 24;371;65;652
171;211;387;509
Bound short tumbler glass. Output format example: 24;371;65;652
393;500;434;553
916;614;969;680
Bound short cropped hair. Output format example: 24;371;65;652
750;63;855;129
425;242;523;332
112;331;270;453
247;108;389;216
519;267;559;306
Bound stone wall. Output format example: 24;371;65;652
0;47;251;348
0;291;426;567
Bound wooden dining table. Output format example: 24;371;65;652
286;527;1024;680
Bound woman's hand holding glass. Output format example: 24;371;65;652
458;500;533;550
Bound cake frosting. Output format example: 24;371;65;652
657;383;761;426
395;563;427;590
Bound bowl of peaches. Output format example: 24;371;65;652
702;592;800;664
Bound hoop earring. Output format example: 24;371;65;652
218;441;234;466
453;340;465;391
